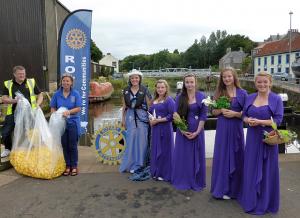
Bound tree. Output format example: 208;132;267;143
213;34;256;68
119;30;257;71
90;39;103;62
242;56;252;74
182;40;201;68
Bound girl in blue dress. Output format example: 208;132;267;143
239;72;283;215
119;70;151;173
149;79;175;182
171;73;208;190
210;67;247;199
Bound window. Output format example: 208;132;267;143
271;56;274;65
278;55;281;64
258;68;261;72
258;57;261;66
271;68;274;74
264;57;267;66
296;53;300;57
286;54;290;64
112;61;117;67
286;67;289;74
278;67;281;73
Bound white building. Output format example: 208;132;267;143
252;30;300;75
99;53;119;73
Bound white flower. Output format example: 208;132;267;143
201;96;215;107
148;109;156;121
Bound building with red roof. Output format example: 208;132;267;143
252;29;300;76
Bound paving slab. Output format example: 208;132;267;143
0;147;299;218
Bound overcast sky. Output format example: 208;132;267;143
59;0;299;59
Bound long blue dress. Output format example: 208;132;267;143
119;87;151;173
149;96;175;181
239;92;283;215
211;88;247;199
171;91;208;191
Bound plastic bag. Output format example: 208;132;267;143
10;97;66;179
49;107;67;146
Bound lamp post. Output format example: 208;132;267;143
289;11;293;76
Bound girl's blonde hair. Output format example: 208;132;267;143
153;79;170;101
255;71;273;83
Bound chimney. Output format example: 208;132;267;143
226;47;231;53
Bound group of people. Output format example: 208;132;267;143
0;65;283;214
120;68;283;215
1;66;81;176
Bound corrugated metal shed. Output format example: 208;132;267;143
0;0;69;91
0;0;46;90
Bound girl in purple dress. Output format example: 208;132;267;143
171;73;208;191
239;72;283;215
149;79;175;182
211;68;247;200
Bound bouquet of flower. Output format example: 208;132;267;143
202;96;230;109
173;112;188;132
263;117;297;145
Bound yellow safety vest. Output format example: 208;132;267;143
4;78;37;115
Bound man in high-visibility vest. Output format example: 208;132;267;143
1;65;43;158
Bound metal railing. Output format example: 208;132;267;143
139;68;212;78
240;77;300;93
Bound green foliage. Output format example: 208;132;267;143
101;66;113;77
142;78;157;93
242;56;252;73
173;113;188;132
97;76;107;83
106;77;127;97
212;96;231;109
90;39;103;62
214;34;256;65
119;30;256;71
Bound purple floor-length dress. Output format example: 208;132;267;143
239;92;283;215
211;88;247;199
171;91;208;191
149;96;175;181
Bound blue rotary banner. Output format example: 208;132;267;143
58;10;92;134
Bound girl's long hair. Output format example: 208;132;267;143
153;79;170;102
214;67;241;100
178;73;197;119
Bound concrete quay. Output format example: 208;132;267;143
0;146;299;218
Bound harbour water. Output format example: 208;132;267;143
88;96;300;158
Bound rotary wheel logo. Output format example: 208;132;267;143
66;28;86;49
93;125;126;165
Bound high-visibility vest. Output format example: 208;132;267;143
4;78;37;115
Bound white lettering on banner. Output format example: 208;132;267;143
64;55;75;74
81;57;87;116
81;104;86;116
65;66;75;74
65;55;75;63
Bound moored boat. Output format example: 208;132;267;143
89;81;114;103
